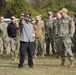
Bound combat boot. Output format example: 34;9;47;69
11;56;14;60
42;54;44;58
60;60;67;67
3;50;6;57
14;55;18;61
69;61;74;68
34;54;37;58
14;57;18;61
3;48;6;55
0;50;1;53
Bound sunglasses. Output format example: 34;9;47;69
31;20;34;21
48;14;51;16
36;20;39;21
11;18;15;20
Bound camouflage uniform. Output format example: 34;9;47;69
53;18;62;57
7;16;20;60
0;23;9;54
15;21;20;59
58;16;75;61
10;37;16;57
33;21;45;57
0;35;3;53
73;16;76;56
44;18;54;55
10;21;20;60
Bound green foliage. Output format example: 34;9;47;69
35;0;76;18
0;0;76;18
23;3;39;17
12;0;26;17
65;2;76;15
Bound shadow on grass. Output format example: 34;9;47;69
0;64;18;68
35;64;59;67
0;63;76;69
35;64;74;68
0;63;28;68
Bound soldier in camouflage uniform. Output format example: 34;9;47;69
53;12;62;58
44;11;55;55
7;16;20;61
73;15;76;56
0;16;9;55
33;15;45;58
59;8;75;67
15;19;20;61
0;38;2;53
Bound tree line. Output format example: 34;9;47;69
0;0;76;18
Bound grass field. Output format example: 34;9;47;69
0;55;76;75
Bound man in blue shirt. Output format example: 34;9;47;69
18;14;35;68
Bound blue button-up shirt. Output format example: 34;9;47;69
20;20;35;42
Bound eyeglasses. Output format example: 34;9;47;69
10;18;16;20
11;18;15;20
36;20;39;21
31;20;34;21
48;14;51;16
